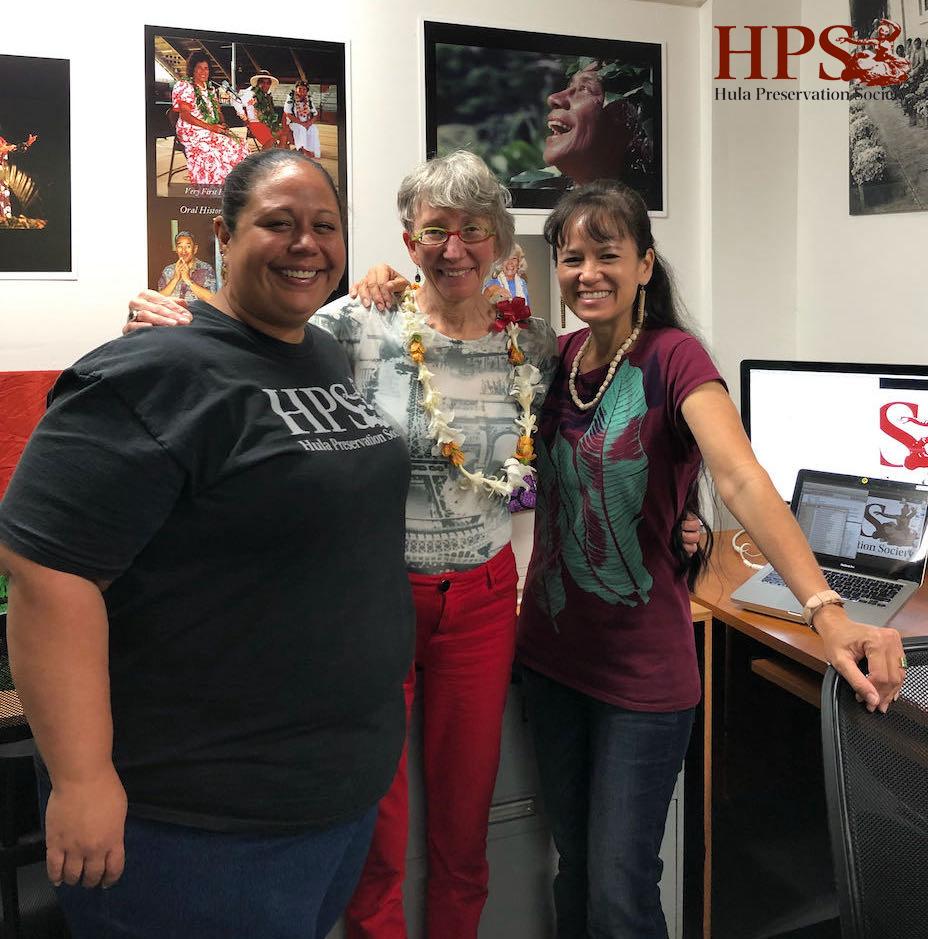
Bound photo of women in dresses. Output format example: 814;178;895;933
285;80;321;158
171;51;249;186
425;21;664;211
145;25;349;292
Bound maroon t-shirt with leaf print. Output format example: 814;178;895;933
517;327;724;712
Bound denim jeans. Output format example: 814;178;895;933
523;667;695;939
37;769;376;939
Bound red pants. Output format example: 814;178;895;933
345;545;518;939
245;120;288;149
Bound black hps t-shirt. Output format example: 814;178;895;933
0;302;414;830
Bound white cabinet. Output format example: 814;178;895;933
328;684;683;938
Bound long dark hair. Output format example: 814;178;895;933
544;179;691;334
546;179;712;585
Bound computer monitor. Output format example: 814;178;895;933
740;360;928;501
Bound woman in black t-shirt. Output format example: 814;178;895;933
0;150;414;939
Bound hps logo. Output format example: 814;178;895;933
716;19;910;87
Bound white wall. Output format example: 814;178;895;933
797;0;928;363
1;0;704;370
704;0;803;405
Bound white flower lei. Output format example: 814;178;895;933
400;288;543;499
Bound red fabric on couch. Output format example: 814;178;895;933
0;371;60;499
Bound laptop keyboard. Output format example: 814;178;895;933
760;569;904;606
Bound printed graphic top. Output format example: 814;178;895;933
518;327;724;712
314;297;558;573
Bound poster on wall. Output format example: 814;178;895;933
847;5;928;215
0;54;72;278
145;25;348;298
424;21;665;214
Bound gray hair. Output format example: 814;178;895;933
396;150;515;263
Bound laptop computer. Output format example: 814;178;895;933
731;469;928;627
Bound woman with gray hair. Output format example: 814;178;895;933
314;150;558;939
125;149;558;939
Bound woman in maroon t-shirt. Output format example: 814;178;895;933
517;180;906;939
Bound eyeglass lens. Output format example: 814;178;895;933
417;226;492;245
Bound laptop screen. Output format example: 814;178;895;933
792;471;928;582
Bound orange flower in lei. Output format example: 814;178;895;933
400;288;541;498
515;435;536;464
440;442;467;467
408;336;426;365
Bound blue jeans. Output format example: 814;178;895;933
523;668;694;939
38;770;375;939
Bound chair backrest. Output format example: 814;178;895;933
821;636;928;939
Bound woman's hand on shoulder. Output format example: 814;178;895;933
812;604;906;713
349;264;409;312
124;290;192;335
45;764;127;888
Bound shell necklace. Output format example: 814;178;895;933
568;289;645;412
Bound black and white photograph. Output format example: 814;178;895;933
848;1;928;214
0;53;72;278
424;21;665;212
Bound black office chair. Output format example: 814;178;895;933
821;636;928;939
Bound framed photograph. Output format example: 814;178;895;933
145;25;349;297
424;21;665;214
0;54;73;278
846;7;928;215
482;234;552;321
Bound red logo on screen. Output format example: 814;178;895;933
880;402;928;469
716;20;909;86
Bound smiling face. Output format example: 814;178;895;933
403;205;497;305
295;83;308;99
544;64;632;185
555;214;653;331
502;254;520;278
175;235;197;264
192;60;210;86
257;77;273;93
216;161;345;342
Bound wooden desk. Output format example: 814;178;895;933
690;531;928;938
694;529;928;694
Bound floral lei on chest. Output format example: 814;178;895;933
193;83;222;125
400;287;542;499
252;87;281;131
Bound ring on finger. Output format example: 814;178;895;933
127;309;139;323
900;654;908;669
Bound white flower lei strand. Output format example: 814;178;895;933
400;288;542;498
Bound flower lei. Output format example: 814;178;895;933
252;86;281;132
193;83;222;125
400;287;542;499
286;90;318;122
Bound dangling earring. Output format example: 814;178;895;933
414;269;421;285
220;252;229;283
636;286;646;325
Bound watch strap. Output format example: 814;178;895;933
802;589;845;627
